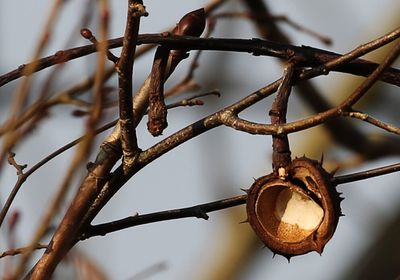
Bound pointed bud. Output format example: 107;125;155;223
172;8;206;37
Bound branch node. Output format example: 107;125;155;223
7;152;27;175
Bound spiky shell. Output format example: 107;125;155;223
246;157;342;258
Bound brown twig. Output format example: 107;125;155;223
212;11;332;45
146;8;206;136
343;111;400;135
0;244;47;259
270;60;296;174
2;31;400;89
116;0;147;170
147;47;169;136
80;28;119;63
82;194;247;239
333;162;400;185
7;152;27;176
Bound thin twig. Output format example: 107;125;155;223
333;162;400;185
82;195;247;239
212;11;332;45
7;152;27;176
0;244;47;259
343;111;400;135
80;28;119;63
339;41;400;110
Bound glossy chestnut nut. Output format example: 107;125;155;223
246;157;342;258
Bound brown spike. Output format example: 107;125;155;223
283;254;292;263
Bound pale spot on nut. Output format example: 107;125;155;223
278;167;287;179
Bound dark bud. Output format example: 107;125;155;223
80;28;93;39
172;8;206;37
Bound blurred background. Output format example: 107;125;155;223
1;0;400;279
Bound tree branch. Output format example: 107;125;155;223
1;30;400;88
270;60;296;174
220;40;400;136
333;162;400;185
116;1;147;170
82;195;247;239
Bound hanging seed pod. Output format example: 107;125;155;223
246;156;342;258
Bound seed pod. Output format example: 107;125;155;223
246;157;342;258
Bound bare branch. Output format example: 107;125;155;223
147;47;169;136
220;40;400;136
212;11;332;45
116;0;147;170
334;162;400;185
0;244;47;259
82;195;247;239
2;30;400;88
343;111;400;135
270;60;297;173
